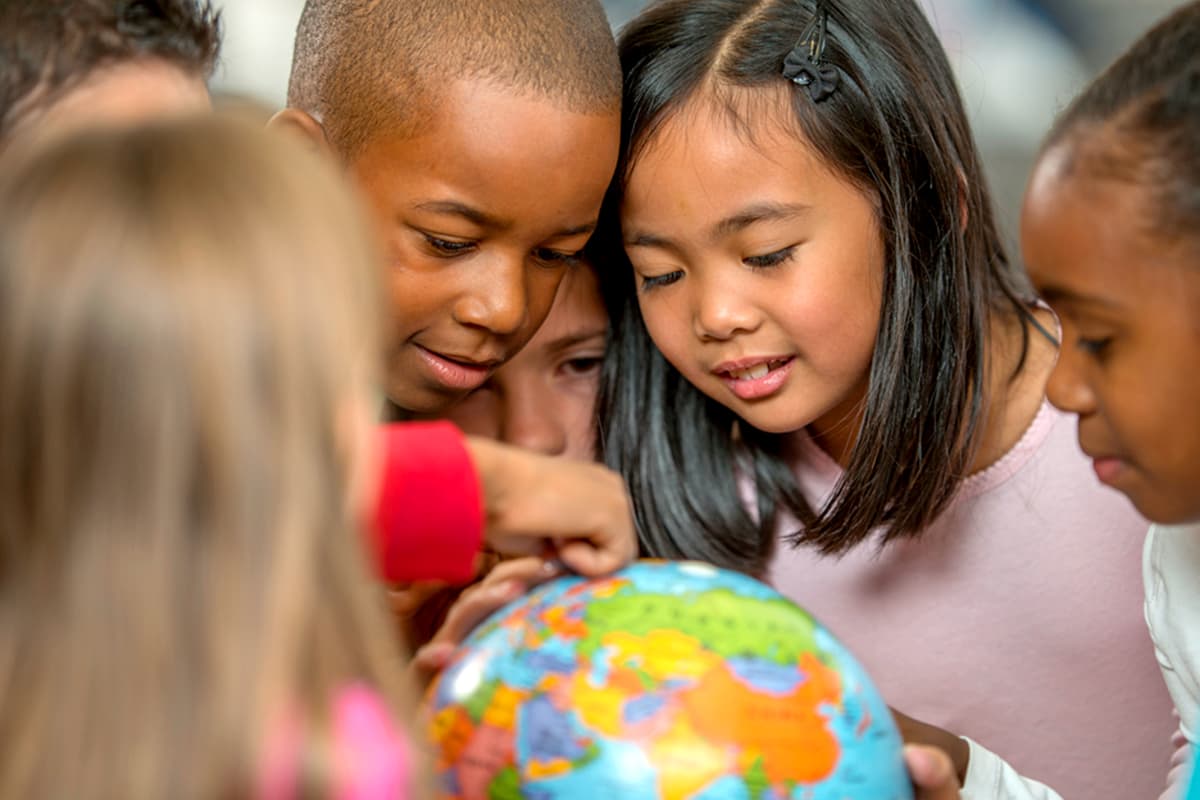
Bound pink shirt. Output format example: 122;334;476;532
769;401;1175;799
260;685;412;800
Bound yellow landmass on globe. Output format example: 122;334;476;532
569;671;628;736
525;756;574;780
605;628;718;682
649;716;733;800
481;684;524;730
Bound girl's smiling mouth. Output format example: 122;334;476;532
713;356;796;400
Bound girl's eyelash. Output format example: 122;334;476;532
744;245;797;269
423;234;474;256
640;270;683;291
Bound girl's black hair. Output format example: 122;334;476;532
1042;0;1200;246
597;0;1035;575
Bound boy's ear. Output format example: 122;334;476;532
268;108;333;155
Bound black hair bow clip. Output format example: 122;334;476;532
782;5;840;103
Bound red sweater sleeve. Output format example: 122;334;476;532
370;421;483;584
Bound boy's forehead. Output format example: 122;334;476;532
349;80;619;230
365;78;617;152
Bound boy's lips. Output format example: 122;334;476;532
414;344;500;392
712;355;795;401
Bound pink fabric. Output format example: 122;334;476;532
333;686;411;800
768;401;1175;799
259;686;411;800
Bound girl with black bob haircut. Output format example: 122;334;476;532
597;0;1171;796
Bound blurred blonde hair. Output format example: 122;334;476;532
0;114;407;797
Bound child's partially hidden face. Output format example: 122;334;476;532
443;264;607;460
5;60;210;148
349;80;619;416
1022;144;1200;524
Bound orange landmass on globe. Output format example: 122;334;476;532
544;605;588;640
681;651;842;785
428;705;476;767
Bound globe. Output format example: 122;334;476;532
423;560;914;800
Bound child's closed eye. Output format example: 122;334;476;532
558;353;604;379
533;248;586;268
421;233;476;257
639;270;683;291
743;245;798;270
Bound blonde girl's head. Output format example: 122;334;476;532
0;114;405;797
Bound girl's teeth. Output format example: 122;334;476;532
730;363;770;381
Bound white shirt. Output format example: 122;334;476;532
1144;524;1200;799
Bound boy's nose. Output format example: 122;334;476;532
452;258;528;337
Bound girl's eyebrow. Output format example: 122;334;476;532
625;201;811;250
709;202;811;241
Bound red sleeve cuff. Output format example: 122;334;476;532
370;421;483;584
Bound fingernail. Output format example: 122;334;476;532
903;745;944;781
542;559;566;575
491;580;520;599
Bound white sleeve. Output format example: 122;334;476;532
960;738;1063;800
1143;525;1200;800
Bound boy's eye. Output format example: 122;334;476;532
423;234;475;257
744;245;797;269
1077;336;1113;357
639;270;683;291
534;248;585;267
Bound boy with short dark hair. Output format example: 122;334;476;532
275;0;634;584
275;0;621;419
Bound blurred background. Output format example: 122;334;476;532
211;0;1185;258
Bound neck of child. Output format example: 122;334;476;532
968;305;1058;474
806;374;871;469
803;306;1057;473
